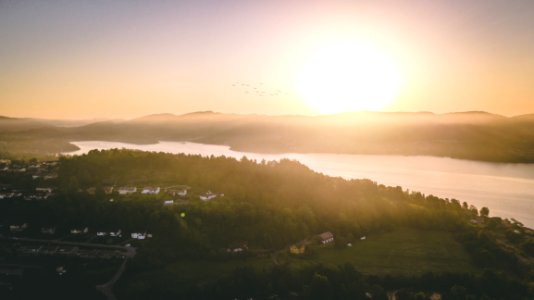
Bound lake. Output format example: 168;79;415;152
67;141;534;228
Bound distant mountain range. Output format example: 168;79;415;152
1;111;534;162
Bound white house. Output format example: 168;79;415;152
110;229;122;237
70;227;89;235
163;200;174;205
199;191;217;201
141;187;160;195
35;187;53;193
118;187;137;195
166;185;189;197
10;223;28;232
131;232;152;240
317;231;334;244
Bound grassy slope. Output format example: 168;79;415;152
117;228;478;295
284;228;478;275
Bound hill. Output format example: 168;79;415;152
2;149;533;299
2;111;534;162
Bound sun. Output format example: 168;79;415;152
295;39;402;114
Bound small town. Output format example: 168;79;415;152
1;157;352;300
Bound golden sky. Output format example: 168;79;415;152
1;0;533;119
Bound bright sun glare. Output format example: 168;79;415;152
296;39;402;114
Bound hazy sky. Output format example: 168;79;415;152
1;0;533;119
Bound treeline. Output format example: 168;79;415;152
178;265;528;300
53;151;533;269
54;150;474;250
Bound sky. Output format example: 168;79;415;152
1;0;534;119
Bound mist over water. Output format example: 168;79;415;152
68;141;534;228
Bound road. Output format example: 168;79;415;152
2;236;136;257
96;258;129;300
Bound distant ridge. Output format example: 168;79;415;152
179;111;218;117
3;110;534;162
132;110;506;123
511;113;534;121
133;111;223;122
132;113;180;122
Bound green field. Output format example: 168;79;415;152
282;227;478;275
119;227;478;296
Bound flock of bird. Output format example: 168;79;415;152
231;82;288;97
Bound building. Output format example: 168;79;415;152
10;223;28;232
199;191;217;201
103;186;114;194
86;187;97;195
109;229;122;237
35;187;53;193
317;231;334;244
141;187;160;195
118;187;137;195
70;227;89;235
131;232;153;240
289;243;306;254
163;200;174;205
166;185;189;197
226;242;248;254
41;227;56;235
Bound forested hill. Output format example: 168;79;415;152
56;150;534;268
4;149;534;299
2;111;534;162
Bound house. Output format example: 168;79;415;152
226;242;248;254
41;227;56;235
166;186;189;197
118;187;137;195
317;231;334;244
0;192;15;200
227;247;244;253
163;200;174;205
44;174;58;180
289;243;306;255
199;191;217;201
109;229;122;237
360;236;366;241
86;187;97;195
10;223;28;232
97;231;107;237
70;227;89;235
56;266;67;276
103;186;114;194
141;187;160;195
35;187;53;193
131;232;152;240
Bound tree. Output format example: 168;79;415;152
480;207;490;218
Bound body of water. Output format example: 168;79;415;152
67;141;534;228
